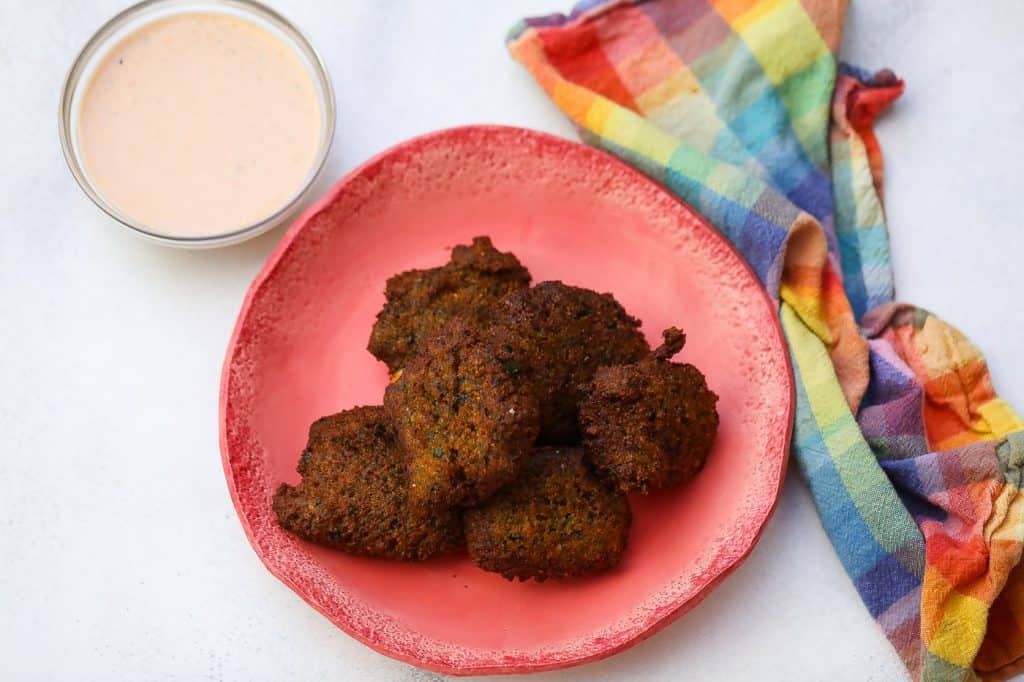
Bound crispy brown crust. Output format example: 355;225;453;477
579;328;719;494
368;237;531;372
384;320;540;510
464;447;631;582
486;282;650;444
273;406;464;560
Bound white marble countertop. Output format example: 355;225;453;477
2;1;1021;679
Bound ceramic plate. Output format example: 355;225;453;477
220;125;793;675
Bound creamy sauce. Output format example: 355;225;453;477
78;12;322;238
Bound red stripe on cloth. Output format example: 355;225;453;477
538;21;640;111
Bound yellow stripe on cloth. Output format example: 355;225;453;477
922;566;990;670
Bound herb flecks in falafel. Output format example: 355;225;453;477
464;447;631;582
487;282;649;444
273;406;464;560
368;236;531;372
579;327;719;494
385;320;540;510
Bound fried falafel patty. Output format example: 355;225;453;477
273;406;464;560
487;281;650;444
579;328;719;493
384;319;540;510
368;236;531;372
464;447;631;581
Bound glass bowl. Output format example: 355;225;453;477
58;0;336;248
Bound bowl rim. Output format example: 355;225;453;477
218;124;795;675
57;0;336;249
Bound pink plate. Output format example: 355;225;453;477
220;125;793;675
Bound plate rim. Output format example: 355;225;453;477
219;124;795;675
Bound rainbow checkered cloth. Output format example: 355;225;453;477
507;1;1024;679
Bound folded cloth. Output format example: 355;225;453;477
507;2;1024;679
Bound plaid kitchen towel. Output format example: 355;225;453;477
507;1;1024;679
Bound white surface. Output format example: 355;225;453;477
1;1;1020;680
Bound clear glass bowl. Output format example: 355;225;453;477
58;0;336;248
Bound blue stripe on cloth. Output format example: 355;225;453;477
881;458;950;524
855;552;921;618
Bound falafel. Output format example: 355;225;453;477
579;327;719;493
368;236;531;372
464;446;631;581
384;319;540;510
486;281;650;444
273;406;464;560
